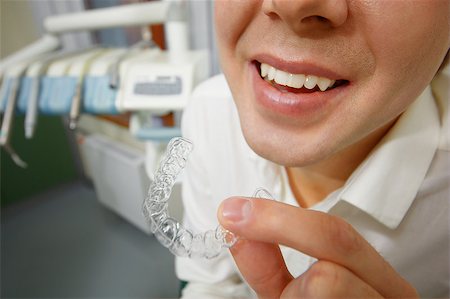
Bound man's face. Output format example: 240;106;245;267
215;0;449;166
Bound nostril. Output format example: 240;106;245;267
301;15;329;25
315;16;328;23
264;11;279;20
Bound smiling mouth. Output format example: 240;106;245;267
255;61;348;94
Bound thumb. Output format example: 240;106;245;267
230;239;293;299
219;197;293;299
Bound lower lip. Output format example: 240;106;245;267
250;63;348;120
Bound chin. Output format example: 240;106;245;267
240;121;329;168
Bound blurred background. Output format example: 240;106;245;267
0;0;219;297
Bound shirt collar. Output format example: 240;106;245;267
431;64;449;150
339;86;440;229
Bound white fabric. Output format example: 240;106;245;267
176;67;450;298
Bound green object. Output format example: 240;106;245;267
1;115;77;206
179;280;188;297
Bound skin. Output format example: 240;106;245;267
214;0;450;297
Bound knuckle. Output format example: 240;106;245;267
324;215;364;255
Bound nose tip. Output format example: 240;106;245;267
263;0;348;31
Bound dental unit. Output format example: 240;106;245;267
109;26;157;90
1;0;203;120
1;0;230;258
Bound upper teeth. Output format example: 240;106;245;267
260;63;335;91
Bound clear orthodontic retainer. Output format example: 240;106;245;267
142;137;273;259
142;137;235;259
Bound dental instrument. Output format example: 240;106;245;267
22;59;48;139
0;76;11;113
68;49;107;130
19;48;97;138
39;49;102;115
83;48;127;114
39;55;83;115
143;137;274;259
0;60;33;168
0;77;20;144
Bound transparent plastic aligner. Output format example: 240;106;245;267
253;187;274;200
142;137;271;259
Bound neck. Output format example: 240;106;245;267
287;120;396;208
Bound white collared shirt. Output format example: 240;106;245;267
176;68;449;298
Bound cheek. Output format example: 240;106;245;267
214;1;260;53
360;1;449;91
349;1;449;126
215;2;261;114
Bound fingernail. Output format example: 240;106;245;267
222;197;251;222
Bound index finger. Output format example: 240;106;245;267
218;197;418;298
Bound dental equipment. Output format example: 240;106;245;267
21;58;49;139
39;49;103;115
109;26;157;89
130;111;182;142
2;0;185;88
20;48;98;138
83;48;127;114
44;1;170;34
0;34;60;80
120;46;208;142
2;0;195;99
164;0;189;64
117;49;208;112
69;49;107;130
0;77;11;113
143;137;274;259
114;48;161;111
0;60;33;168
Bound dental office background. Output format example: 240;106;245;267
1;0;220;297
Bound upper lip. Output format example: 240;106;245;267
252;53;348;81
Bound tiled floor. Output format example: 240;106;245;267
1;181;180;298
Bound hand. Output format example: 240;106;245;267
218;197;419;299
